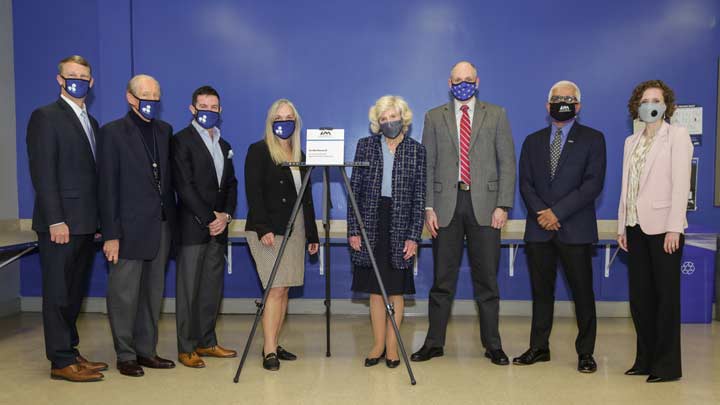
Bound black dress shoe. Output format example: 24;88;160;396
364;350;385;367
137;355;175;369
386;358;400;368
512;348;550;365
263;353;280;371
485;349;509;366
277;346;297;361
625;367;649;376
117;360;144;377
578;354;597;373
647;375;679;383
410;346;444;362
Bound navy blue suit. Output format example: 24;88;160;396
518;121;606;356
520;123;606;244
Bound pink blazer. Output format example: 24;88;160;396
617;122;693;236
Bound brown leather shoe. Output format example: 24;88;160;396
137;355;176;369
51;364;104;382
76;354;109;372
178;352;206;368
117;360;144;377
196;345;237;358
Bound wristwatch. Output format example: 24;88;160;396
225;213;233;224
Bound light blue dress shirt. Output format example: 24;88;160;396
192;120;224;185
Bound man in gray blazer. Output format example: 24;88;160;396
412;61;516;365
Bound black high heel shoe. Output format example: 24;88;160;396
364;350;386;367
385;358;400;368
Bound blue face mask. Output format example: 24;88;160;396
195;109;220;129
132;94;160;120
62;77;91;98
450;81;477;101
272;120;295;139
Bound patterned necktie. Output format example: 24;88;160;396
550;127;563;179
459;104;471;184
80;110;96;160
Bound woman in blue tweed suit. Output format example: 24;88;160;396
348;95;426;368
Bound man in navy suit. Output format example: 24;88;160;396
515;81;606;373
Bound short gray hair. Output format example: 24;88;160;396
548;80;581;102
126;74;160;96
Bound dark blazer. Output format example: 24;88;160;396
98;112;177;260
26;98;99;234
244;140;319;243
519;122;606;244
348;135;426;269
172;124;238;245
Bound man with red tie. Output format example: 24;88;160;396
412;61;516;365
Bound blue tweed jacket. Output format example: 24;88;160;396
347;135;426;269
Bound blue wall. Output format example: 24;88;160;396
13;0;720;301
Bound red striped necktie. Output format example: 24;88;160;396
459;104;471;184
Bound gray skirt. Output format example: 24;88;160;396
247;208;306;289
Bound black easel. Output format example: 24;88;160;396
233;162;417;385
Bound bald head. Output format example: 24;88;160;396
127;74;161;100
450;61;478;81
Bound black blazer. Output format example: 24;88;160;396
172;124;238;245
97;112;177;260
519;122;606;244
244;140;319;243
26;98;99;234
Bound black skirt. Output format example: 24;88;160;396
351;197;416;295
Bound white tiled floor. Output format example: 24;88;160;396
0;313;718;404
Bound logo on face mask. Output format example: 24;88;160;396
142;104;152;115
133;96;160;121
195;109;220;129
272;120;295;139
559;105;570;112
62;77;90;98
549;102;577;122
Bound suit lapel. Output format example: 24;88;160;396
218;140;229;188
468;99;487;152
442;102;459;154
552;122;579;180
540;127;552;184
123;114;157;187
56;99;95;165
640;122;670;189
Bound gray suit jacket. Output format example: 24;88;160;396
422;99;516;227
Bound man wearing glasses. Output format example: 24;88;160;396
515;81;606;373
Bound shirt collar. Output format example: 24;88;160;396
60;94;87;118
192;119;221;142
454;97;475;114
551;119;575;138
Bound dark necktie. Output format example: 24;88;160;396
550;127;563;179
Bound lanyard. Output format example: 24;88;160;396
136;127;162;197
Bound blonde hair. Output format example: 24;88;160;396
368;95;413;135
58;55;92;75
264;99;302;165
548;80;581;102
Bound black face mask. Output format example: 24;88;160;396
549;102;577;122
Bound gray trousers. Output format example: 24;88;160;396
107;223;170;362
425;190;502;350
175;238;225;354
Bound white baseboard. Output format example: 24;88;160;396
20;297;633;318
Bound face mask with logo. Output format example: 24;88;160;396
380;120;403;139
132;94;160;120
638;102;666;123
450;81;477;101
549;102;577;122
195;108;220;129
62;77;91;98
272;120;295;139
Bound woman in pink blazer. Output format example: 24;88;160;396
617;80;693;383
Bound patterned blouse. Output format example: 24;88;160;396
626;133;656;227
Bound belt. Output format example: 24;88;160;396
458;182;471;191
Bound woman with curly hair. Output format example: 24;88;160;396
617;80;693;383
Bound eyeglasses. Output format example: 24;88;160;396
549;95;578;103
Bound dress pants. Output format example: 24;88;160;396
626;225;683;379
425;189;502;350
525;238;597;355
38;232;95;369
175;237;226;354
107;222;170;362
